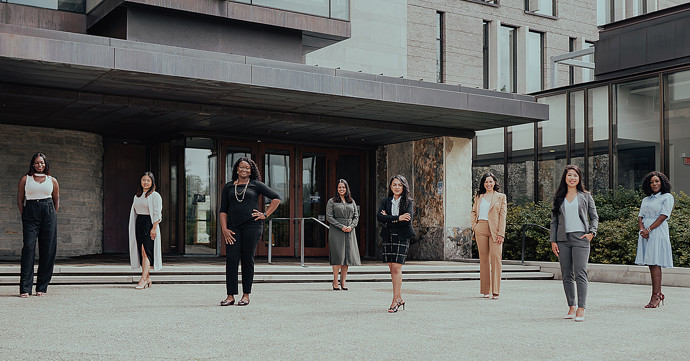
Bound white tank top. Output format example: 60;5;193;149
133;194;150;215
25;175;53;200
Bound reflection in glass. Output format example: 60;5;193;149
507;123;534;204
570;91;586;173
474;128;504;198
526;31;543;93
666;70;690;195
302;153;327;248
498;25;516;93
538;94;567;201
185;146;217;255
614;77;660;190
265;150;291;249
588;86;610;193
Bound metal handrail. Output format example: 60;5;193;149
519;223;550;265
267;217;330;267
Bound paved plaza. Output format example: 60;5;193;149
2;278;689;360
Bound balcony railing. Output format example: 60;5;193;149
232;0;350;21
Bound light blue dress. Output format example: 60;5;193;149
635;192;674;268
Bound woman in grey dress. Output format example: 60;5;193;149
326;179;361;290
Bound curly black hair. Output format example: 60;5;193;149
231;157;261;182
641;171;671;196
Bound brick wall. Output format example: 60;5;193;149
0;124;103;258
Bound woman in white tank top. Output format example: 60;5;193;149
16;152;60;298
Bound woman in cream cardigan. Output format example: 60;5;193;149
128;172;163;289
471;172;507;300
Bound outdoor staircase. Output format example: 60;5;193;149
0;261;553;285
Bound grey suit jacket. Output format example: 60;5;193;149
549;192;599;243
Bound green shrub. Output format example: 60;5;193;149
499;190;690;267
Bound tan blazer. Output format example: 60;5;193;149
471;192;507;242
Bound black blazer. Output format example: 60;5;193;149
377;197;415;240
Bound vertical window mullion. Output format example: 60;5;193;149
436;11;445;83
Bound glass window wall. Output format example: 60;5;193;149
526;31;544;93
666;70;690;195
507;123;535;204
537;94;567;201
7;0;84;12
473;128;505;196
614;77;660;191
588;86;610;194
526;0;554;16
498;25;516;93
235;0;350;20
569;91;586;172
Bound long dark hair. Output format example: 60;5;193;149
27;153;50;176
231;157;261;182
552;165;587;217
476;172;500;197
387;175;412;214
136;172;157;198
332;179;353;203
641;171;672;196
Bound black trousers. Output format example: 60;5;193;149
20;198;57;294
225;220;263;295
135;215;154;267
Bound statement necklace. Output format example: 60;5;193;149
234;180;250;202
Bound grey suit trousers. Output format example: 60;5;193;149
557;231;590;309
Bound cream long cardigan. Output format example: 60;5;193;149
128;191;163;271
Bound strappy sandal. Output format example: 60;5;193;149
19;293;29;298
645;292;665;308
35;292;46;296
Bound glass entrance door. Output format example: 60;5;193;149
301;152;329;256
260;147;294;256
184;138;217;255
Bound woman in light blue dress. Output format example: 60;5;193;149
636;171;674;309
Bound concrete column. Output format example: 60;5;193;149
443;137;473;260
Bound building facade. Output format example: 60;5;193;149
472;2;690;203
0;0;546;260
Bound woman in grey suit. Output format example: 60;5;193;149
550;165;598;322
326;179;361;290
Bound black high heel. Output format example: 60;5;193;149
388;299;405;313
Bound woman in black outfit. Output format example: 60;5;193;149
377;175;415;313
219;157;281;306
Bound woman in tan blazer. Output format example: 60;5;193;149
471;172;507;299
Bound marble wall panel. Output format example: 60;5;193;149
409;137;444;260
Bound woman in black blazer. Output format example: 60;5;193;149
377;175;415;313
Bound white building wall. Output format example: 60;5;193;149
305;0;408;78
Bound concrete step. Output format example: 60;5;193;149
0;263;553;285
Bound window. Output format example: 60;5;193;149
582;41;595;82
483;21;490;89
6;0;85;13
568;38;576;85
498;25;517;93
436;12;445;83
537;94;567;201
614;77;660;190
665;70;690;195
473;128;505;199
588;86;610;193
526;0;555;17
598;0;653;24
526;31;544;93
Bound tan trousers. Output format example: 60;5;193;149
475;220;502;295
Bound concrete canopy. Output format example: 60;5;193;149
0;24;548;147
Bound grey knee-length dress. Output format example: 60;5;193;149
326;198;361;266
